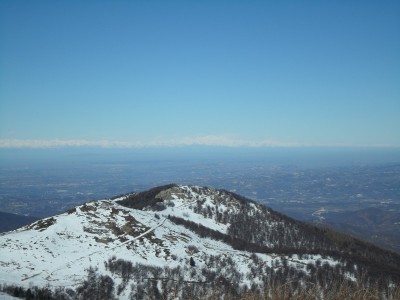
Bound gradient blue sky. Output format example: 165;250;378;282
1;0;399;148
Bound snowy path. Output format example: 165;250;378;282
22;191;203;282
22;217;167;282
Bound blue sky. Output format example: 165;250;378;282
0;0;399;148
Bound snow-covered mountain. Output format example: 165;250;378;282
1;184;399;299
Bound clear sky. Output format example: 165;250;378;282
0;0;399;148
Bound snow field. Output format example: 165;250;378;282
0;185;344;299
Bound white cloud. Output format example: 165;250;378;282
0;137;300;149
164;136;300;147
0;139;133;148
0;137;395;149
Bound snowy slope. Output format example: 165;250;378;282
0;292;20;300
0;185;394;299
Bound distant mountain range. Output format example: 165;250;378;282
0;185;399;299
0;211;37;233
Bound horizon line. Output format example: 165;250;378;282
0;137;398;149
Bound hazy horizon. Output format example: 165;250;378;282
1;147;400;168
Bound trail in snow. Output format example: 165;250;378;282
22;217;167;282
22;188;203;282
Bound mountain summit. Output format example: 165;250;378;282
1;184;399;299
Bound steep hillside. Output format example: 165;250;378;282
0;185;399;299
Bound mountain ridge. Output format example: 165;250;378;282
1;184;399;299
